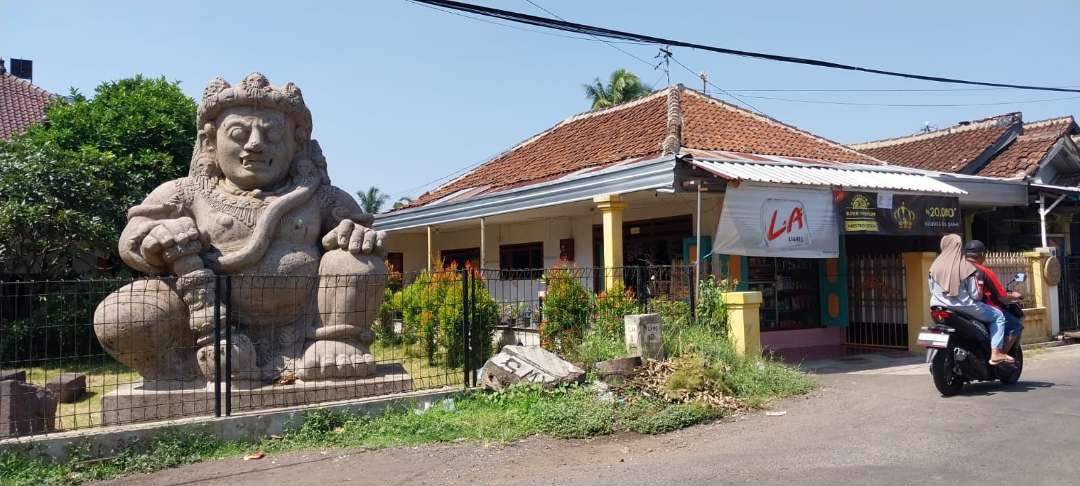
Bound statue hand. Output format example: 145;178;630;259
140;217;205;269
322;219;386;256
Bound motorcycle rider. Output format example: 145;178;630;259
927;234;1014;365
964;240;1024;358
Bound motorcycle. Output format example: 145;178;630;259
917;272;1027;396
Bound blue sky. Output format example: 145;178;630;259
5;0;1079;204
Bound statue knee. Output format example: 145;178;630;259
94;279;196;380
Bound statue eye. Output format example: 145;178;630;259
267;127;284;142
228;127;248;141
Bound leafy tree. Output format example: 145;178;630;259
392;196;412;210
0;76;196;277
582;69;654;109
356;186;390;214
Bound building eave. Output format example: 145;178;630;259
375;155;678;232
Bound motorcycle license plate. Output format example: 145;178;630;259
917;332;949;349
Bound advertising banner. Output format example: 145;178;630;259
713;184;839;258
837;191;961;235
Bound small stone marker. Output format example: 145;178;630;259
0;369;26;382
479;345;585;390
46;372;86;403
594;356;642;385
0;380;57;438
624;313;663;360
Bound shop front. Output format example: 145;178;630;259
699;161;965;357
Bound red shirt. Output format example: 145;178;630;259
972;262;1007;309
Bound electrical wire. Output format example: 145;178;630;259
734;93;1080;107
408;0;1080;94
407;0;645;44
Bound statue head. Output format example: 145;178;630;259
190;73;328;189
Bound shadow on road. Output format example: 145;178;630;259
954;380;1056;396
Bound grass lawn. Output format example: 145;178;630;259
21;361;139;432
10;343;458;434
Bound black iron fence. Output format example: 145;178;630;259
1;265;705;439
846;253;908;349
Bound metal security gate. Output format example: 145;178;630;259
1062;256;1080;332
846;253;908;348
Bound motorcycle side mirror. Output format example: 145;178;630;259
1014;272;1026;283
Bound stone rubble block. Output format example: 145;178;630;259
46;372;87;403
479;345;585;390
0;380;57;438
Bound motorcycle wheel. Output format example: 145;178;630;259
999;344;1024;385
931;348;964;396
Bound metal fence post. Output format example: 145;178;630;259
460;269;470;388
213;275;222;418
636;266;647;309
224;275;233;416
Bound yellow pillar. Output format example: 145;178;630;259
724;291;762;357
426;225;434;271
593;194;627;292
902;252;936;354
963;212;975;240
1025;249;1051;309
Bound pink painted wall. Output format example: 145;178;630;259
761;327;844;350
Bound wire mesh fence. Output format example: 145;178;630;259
984;252;1033;298
1;265;704;439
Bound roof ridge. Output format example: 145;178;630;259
1022;115;1075;130
414;88;673;201
680;87;884;164
1;73;55;99
850;112;1021;150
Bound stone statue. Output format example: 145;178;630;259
94;73;387;388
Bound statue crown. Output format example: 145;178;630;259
196;72;312;139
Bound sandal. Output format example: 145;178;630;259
989;356;1016;366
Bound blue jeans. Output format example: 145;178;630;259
964;302;1007;349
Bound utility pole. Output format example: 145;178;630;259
655;46;672;86
700;71;708;94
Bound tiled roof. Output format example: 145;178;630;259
977;116;1076;178
852;114;1078;180
0;73;52;139
406;86;877;208
850;113;1019;173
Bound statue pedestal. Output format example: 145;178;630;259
101;363;412;426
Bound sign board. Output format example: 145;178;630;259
837;191;961;235
713;184;839;258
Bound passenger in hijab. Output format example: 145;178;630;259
930;234;977;297
926;234;1013;365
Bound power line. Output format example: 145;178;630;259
408;0;1080;94
521;0;654;69
733;93;1080;107
407;0;645;44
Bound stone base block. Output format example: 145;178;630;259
101;363;412;426
1;380;57;438
46;373;87;403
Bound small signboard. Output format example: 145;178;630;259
836;190;961;235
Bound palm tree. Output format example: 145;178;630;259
356;186;390;214
582;69;654;109
392;197;412;210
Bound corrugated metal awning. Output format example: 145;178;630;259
690;158;966;195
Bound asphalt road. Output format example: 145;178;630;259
101;345;1080;486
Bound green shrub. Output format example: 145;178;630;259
540;267;593;354
621;397;720;435
695;276;733;330
374;288;402;345
593;287;640;340
571;325;627;367
397;269;498;368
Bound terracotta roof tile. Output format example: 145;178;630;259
976;117;1076;178
680;90;875;164
406;86;877;208
850;113;1019;172
0;73;52;139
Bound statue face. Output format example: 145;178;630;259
213;107;297;190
